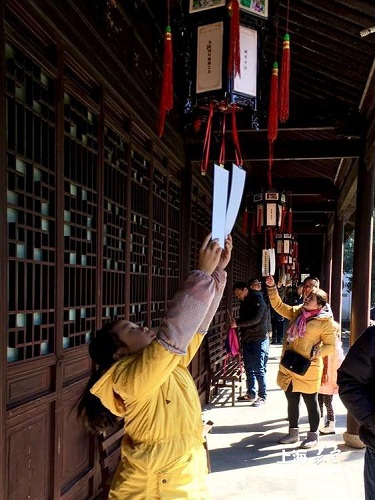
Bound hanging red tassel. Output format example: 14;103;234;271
242;208;248;234
231;109;243;166
250;211;256;237
287;208;293;233
280;205;286;232
158;23;173;138
279;33;290;123
267;61;279;188
200;103;215;175
228;0;241;78
268;62;279;145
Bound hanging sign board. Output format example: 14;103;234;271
233;25;258;97
196;22;223;94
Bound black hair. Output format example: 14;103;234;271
77;321;124;434
233;281;247;291
248;278;261;287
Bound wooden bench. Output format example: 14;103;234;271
206;333;244;406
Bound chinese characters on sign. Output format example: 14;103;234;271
196;22;223;93
277;445;342;465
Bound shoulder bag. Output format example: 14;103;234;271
280;342;321;376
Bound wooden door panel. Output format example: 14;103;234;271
60;383;93;494
7;403;53;500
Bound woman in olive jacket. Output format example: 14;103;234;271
265;275;336;449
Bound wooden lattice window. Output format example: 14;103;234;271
129;150;149;325
102;126;129;323
232;225;251;284
191;178;212;271
167;179;181;302
63;93;98;348
151;166;167;327
6;43;56;362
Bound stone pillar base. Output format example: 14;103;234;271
343;431;366;449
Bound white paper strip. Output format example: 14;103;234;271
212;164;229;247
262;249;269;277
225;164;246;237
269;248;276;275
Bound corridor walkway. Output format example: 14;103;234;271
204;344;365;500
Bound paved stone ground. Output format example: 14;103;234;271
204;344;365;500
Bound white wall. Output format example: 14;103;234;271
342;272;352;321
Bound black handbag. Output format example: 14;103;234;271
280;349;311;375
280;342;321;376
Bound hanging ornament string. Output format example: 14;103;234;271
158;0;173;137
231;109;243;166
228;0;241;78
287;206;293;233
279;0;291;123
218;112;227;166
242;194;249;234
200;102;215;175
250;208;256;237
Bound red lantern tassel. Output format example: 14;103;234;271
228;0;241;77
267;62;279;188
242;209;248;234
158;24;173;138
287;208;293;233
268;62;279;144
280;206;286;232
250;211;256;237
279;33;290;123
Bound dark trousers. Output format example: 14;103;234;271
365;447;375;500
243;338;269;399
285;382;320;431
271;320;284;343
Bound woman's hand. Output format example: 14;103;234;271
265;275;275;287
197;234;222;275
321;372;328;385
217;235;233;270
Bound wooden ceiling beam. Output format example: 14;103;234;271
188;139;361;162
277;5;375;57
334;0;375;18
281;27;370;68
293;0;375;29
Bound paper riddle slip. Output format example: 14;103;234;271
211;163;246;247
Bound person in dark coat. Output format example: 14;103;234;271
231;278;269;407
337;326;375;500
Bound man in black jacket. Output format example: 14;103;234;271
337;326;375;500
231;279;270;407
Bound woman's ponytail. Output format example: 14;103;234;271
77;321;122;434
77;369;118;434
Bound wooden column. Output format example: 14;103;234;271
330;215;344;325
0;2;7;493
343;153;375;448
323;233;332;300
